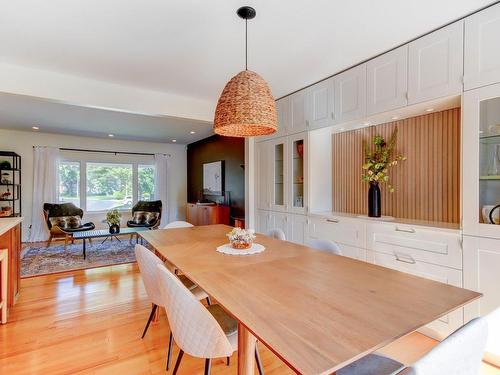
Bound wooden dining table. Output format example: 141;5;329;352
141;224;481;375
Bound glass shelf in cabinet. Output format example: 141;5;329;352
480;175;500;180
480;134;500;143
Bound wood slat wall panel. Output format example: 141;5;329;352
332;108;460;223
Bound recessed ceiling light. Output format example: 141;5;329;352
363;121;371;126
108;134;114;137
391;116;399;120
172;139;177;143
32;126;39;130
426;108;434;112
339;127;345;131
190;131;196;134
479;130;484;134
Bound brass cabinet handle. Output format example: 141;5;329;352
326;218;339;223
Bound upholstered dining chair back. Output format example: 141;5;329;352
155;264;234;359
308;239;342;255
134;244;164;306
266;228;286;241
163;221;194;229
399;317;488;375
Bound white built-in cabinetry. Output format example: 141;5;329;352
367;46;408;115
289;90;308;134
253;2;500;357
407;21;464;104
307;215;367;261
265;19;464;138
333;64;367;124
256;132;308;215
461;5;500;366
306;77;335;130
464;3;500;90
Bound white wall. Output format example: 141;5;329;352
0;128;187;241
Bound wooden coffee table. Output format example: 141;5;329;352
72;227;150;259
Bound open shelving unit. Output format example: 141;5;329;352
0;152;21;218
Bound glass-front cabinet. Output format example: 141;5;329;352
463;82;500;238
256;133;308;215
288;132;308;214
270;137;287;212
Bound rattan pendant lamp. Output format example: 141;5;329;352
213;6;277;137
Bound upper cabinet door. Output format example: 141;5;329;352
465;3;500;90
287;132;308;215
270;137;288;212
276;98;289;137
288;90;308;134
306;77;335;129
333;64;367;124
462;82;500;239
367;45;408;115
408;21;464;104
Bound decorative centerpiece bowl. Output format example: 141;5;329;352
226;228;256;250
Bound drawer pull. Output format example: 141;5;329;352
326;218;339;223
395;226;415;233
395;252;416;264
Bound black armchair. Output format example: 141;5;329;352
127;200;162;229
43;202;95;249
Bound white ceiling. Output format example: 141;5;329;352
0;92;212;144
0;0;495;140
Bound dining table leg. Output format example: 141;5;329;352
237;323;256;375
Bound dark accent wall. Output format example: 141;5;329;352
187;135;245;218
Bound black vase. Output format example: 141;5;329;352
368;181;381;217
109;224;120;234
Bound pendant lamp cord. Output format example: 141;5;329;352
245;18;248;70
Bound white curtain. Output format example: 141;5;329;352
29;147;60;242
154;154;169;226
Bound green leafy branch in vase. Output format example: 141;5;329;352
362;127;406;193
106;209;122;226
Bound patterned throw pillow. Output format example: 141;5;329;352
132;211;148;225
49;216;82;230
145;212;159;225
66;216;82;229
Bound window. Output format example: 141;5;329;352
138;165;155;201
58;161;80;205
86;163;133;211
58;159;156;211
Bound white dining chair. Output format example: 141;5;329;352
266;228;286;241
308;239;342;255
134;245;208;370
337;317;488;375
155;264;264;375
163;220;194;229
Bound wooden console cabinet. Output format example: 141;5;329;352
186;203;230;226
0;219;22;315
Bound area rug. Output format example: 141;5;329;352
21;239;149;277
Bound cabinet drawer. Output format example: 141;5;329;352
341;245;367;261
367;250;464;340
308;216;365;248
366;223;462;269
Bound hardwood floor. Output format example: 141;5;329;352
1;264;498;375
